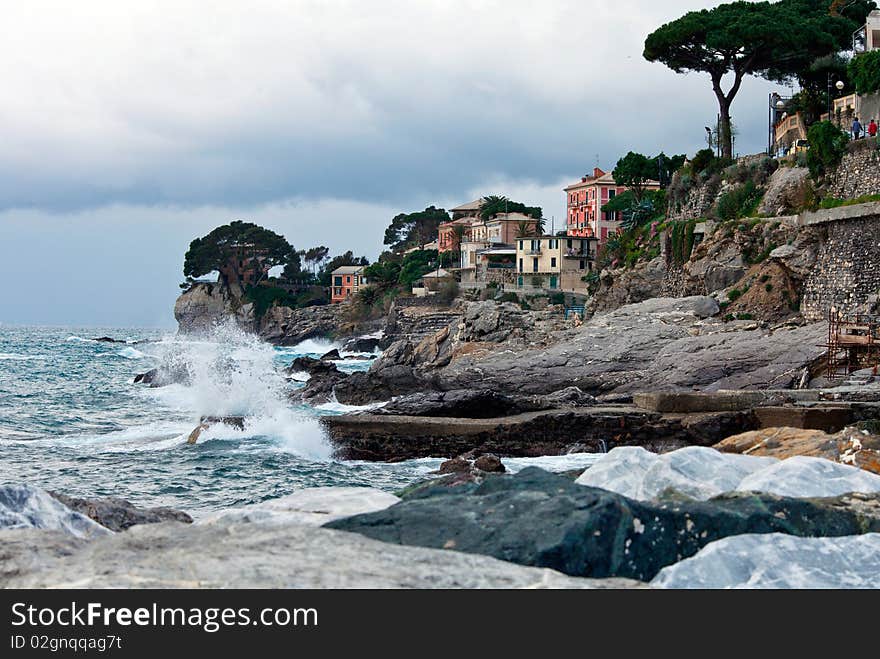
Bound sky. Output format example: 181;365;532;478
0;0;786;327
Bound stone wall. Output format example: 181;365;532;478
801;210;880;321
827;137;880;200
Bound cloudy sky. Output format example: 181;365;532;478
0;0;783;327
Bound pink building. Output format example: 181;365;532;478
564;168;659;242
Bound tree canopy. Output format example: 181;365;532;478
612;152;684;199
319;251;370;286
383;206;450;252
479;196;542;221
644;0;874;158
183;220;295;281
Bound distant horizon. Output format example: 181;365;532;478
0;1;777;325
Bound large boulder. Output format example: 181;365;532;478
326;467;880;581
0;521;637;589
49;493;192;532
715;426;880;475
174;282;255;334
652;532;880;589
575;445;880;500
0;485;110;538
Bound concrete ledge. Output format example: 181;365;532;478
632;390;819;413
754;406;854;432
799;201;880;226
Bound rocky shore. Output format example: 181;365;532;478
6;442;880;588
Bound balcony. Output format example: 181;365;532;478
527;248;542;255
563;249;595;259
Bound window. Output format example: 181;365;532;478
551;257;557;268
519;240;523;250
532;257;538;272
333;276;343;286
518;258;523;272
579;259;585;270
567;239;573;248
608;189;616;199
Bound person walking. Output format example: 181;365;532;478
852;116;863;140
869;119;878;138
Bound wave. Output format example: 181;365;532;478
117;347;150;360
0;352;46;361
276;337;341;357
314;396;388;414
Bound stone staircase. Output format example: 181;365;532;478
389;308;462;341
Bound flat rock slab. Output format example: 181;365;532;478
0;523;639;589
633;390;818;413
755;406;854;432
326;467;880;582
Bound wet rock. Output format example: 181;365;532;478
285;356;338;377
133;364;192;388
92;336;125;343
319;348;341;361
0;484;110;538
343;337;383;353
49;493;192;532
438;457;472;474
187;416;247;445
327;467;880;581
473;454;505;473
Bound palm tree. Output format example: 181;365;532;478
516;220;534;238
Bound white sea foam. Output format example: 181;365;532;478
280;337;341;356
0;352;46;361
139;323;333;459
117;346;150;360
314;397;388;413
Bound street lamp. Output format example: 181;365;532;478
828;74;845;120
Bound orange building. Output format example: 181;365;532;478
330;265;368;304
564;168;659;242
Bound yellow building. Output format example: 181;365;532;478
515;235;598;291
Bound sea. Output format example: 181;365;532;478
0;324;601;517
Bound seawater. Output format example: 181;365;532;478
0;324;600;517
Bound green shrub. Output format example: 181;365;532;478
849;50;880;95
736;312;754;320
819;193;880;209
723;313;735;322
728;288;743;302
531;276;543;288
499;292;520;304
765;283;773;292
806;121;849;179
549;292;565;305
759;274;770;283
716;181;762;222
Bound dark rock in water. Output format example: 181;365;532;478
187;416;246;444
438;457;472;474
49;493;192;532
319;348;341;361
286;356;338;377
326;467;880;581
473;454;505;473
133;364;190;388
93;336;125;343
286;357;349;404
344;337;382;354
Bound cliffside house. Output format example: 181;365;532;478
564;168;660;243
218;242;271;287
772;110;808;155
330;265;368;304
515;235;598;291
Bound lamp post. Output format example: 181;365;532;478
828;74;845;123
768;93;782;155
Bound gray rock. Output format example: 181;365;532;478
652;532;880;588
327;467;880;581
335;296;827;404
0;522;638;589
49;492;193;532
0;485;110;539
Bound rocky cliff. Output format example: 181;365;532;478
174;281;350;344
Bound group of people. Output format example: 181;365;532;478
852;117;878;140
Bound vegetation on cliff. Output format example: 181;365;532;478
643;0;873;159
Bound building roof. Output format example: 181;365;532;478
565;170;660;191
418;268;452;279
450;199;484;213
331;265;365;275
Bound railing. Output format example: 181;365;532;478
487;262;516;269
563;250;594;259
